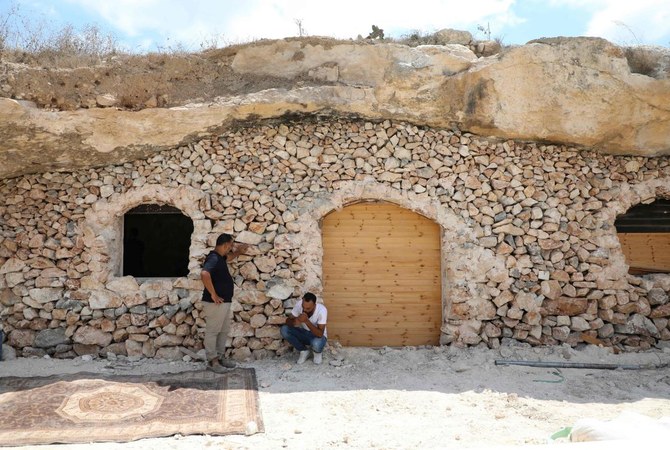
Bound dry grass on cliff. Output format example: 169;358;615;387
0;2;204;69
624;46;670;78
1;2;466;70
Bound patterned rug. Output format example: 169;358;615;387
0;368;263;446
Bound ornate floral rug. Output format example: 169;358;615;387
0;368;263;446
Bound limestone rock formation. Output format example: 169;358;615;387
0;36;669;180
442;38;670;156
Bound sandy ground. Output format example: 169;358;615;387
1;341;670;450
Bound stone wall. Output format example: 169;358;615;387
1;117;670;360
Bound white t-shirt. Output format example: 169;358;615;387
291;301;328;338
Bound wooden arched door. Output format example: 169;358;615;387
322;201;442;346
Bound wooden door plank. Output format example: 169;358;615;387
322;201;442;346
618;233;670;273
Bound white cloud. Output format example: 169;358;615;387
222;0;521;39
64;0;522;49
549;0;670;45
587;1;670;45
34;0;668;50
66;0;176;37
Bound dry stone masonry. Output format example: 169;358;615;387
1;117;669;360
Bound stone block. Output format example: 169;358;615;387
89;290;123;310
8;329;36;348
153;333;183;348
541;280;562;300
232;347;252;361
493;290;513;307
155;346;183;360
106;276;140;293
73;326;112;347
514;292;538;312
570;317;590;332
0;258;26;274
255;325;281;339
614;314;659;337
236;290;268;306
230;321;255;337
125;339;143;357
541;297;588;316
648;288;669;305
73;343;100;356
236;231;263;245
266;283;293;300
103;342;128;356
29;288;63;304
2;344;17;360
651;304;670;318
552;326;570;341
250;314;267;328
34;328;68;348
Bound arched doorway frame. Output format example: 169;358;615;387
291;178;484;344
598;177;670;283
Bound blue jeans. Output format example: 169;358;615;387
280;325;327;353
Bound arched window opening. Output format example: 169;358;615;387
123;204;193;278
615;199;670;275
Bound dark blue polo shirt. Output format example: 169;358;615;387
201;251;234;303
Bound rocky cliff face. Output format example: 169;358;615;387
1;36;669;179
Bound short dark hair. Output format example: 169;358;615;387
302;292;317;303
216;233;233;246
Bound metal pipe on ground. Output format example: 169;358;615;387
494;360;669;370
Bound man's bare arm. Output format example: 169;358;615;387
301;317;326;338
226;243;250;261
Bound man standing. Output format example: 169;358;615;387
201;233;248;373
280;293;328;365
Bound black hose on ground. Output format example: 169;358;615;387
494;359;669;370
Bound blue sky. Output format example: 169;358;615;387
1;0;668;52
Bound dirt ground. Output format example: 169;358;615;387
1;342;669;449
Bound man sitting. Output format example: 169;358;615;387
280;292;327;365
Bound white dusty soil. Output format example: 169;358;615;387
1;342;670;450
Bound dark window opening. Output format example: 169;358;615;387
123;204;193;278
614;199;670;232
615;199;670;275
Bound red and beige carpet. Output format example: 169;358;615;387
0;368;263;446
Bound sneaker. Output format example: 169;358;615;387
218;358;236;368
313;352;322;365
297;350;310;364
